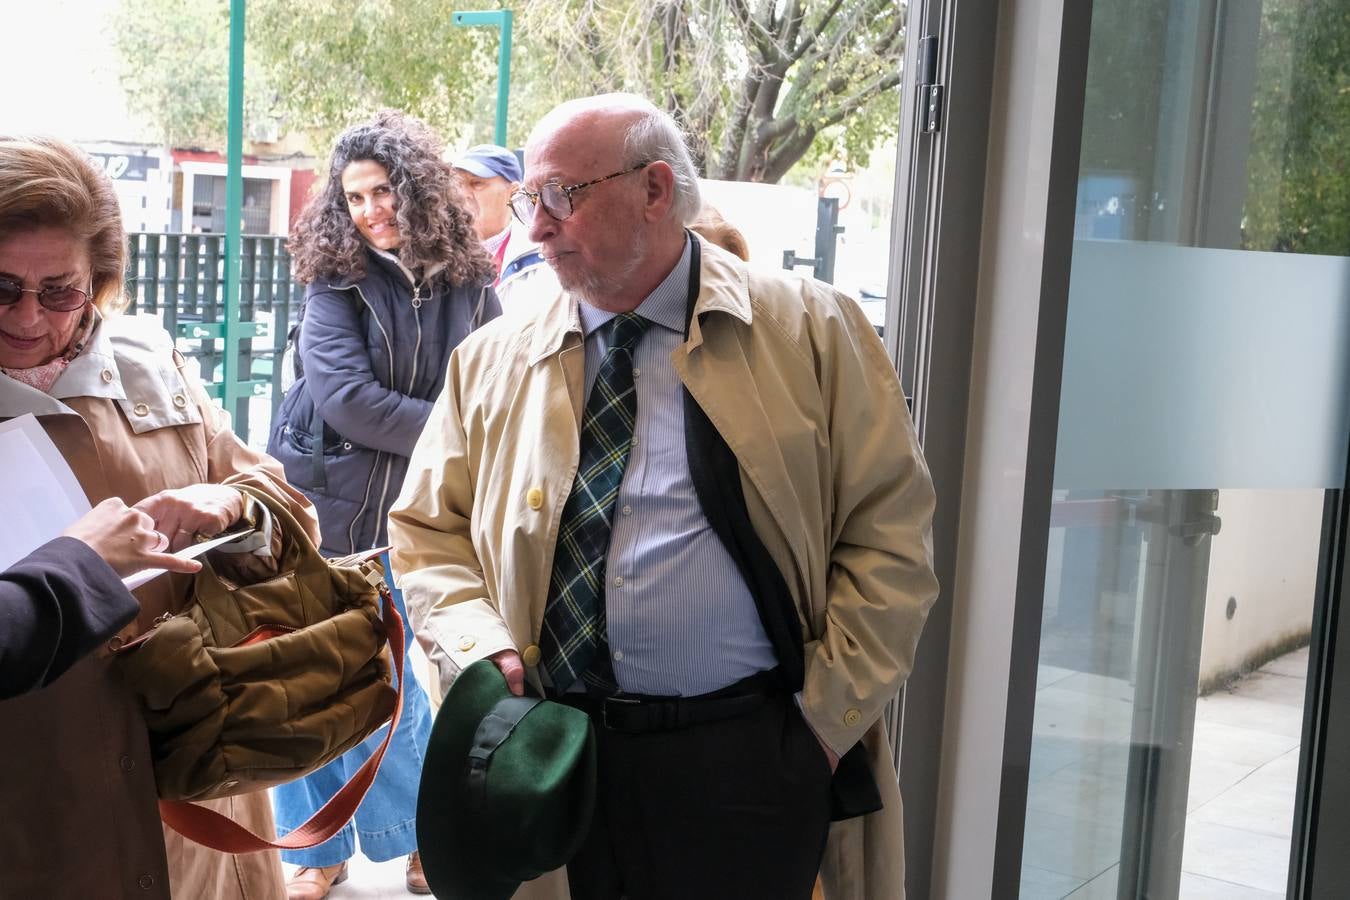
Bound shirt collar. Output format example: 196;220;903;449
576;234;691;339
482;226;511;257
528;232;750;366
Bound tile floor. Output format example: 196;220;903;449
306;648;1310;899
1020;646;1308;899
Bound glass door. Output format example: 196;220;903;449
1017;1;1350;897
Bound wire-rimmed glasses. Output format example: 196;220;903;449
0;279;92;312
508;162;651;226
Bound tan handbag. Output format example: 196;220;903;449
114;483;404;852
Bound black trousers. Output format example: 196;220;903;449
561;689;833;900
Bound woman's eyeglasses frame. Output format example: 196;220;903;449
0;279;92;313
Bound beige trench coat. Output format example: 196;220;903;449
0;314;318;900
390;238;939;900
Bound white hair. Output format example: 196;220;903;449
622;107;703;226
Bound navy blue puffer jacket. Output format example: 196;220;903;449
267;246;499;556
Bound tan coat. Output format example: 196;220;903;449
390;238;939;900
0;314;318;900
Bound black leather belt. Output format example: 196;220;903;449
565;670;782;734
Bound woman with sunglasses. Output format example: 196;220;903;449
0;135;320;899
266;110;499;900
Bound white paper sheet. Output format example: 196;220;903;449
0;414;91;570
120;527;255;590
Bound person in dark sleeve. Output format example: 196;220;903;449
0;496;199;699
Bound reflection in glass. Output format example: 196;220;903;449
1020;0;1350;897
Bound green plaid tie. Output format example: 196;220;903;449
541;312;650;693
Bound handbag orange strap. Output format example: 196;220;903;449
158;583;407;853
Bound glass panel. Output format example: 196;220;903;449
1020;1;1350;897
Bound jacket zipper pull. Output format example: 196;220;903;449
411;285;423;309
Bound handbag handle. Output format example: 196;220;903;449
190;481;349;641
157;581;407;853
219;481;332;588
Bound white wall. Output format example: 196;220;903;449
1198;489;1322;685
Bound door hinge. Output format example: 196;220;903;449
919;34;944;134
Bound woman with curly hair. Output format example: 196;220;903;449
266;110;499;899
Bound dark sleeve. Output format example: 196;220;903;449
0;537;139;700
298;285;434;456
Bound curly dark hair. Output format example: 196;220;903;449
289;110;494;287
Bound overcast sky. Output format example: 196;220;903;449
7;0;152;142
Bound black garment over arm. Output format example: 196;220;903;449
0;536;139;700
679;237;881;821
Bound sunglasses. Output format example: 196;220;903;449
0;279;92;313
509;163;651;226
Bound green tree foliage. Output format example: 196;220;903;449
114;0;904;183
114;0;487;151
247;0;488;150
112;0;276;147
1243;0;1350;255
513;0;905;182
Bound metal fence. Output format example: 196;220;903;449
123;232;301;442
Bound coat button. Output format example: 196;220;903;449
458;635;476;652
119;755;136;773
132;402;150;417
100;368;114;383
172;393;187;408
526;487;543;510
138;874;154;890
844;708;863;727
521;644;541;667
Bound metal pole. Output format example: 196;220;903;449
223;0;245;434
452;10;513;147
495;10;513;146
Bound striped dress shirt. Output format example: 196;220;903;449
574;237;778;696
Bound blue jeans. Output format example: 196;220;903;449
272;555;434;866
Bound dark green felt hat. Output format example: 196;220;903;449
416;659;597;900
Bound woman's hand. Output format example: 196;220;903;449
134;484;246;551
62;497;202;578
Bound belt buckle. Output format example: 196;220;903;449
601;695;640;731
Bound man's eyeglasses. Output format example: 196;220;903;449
509;163;650;226
0;279;92;313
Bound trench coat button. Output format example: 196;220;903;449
119;755;135;773
458;635;476;652
521;644;541;667
843;708;863;727
138;874;154;889
100;368;114;383
526;487;544;510
172;393;187;408
132;402;150;417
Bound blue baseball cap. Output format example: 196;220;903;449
452;145;523;183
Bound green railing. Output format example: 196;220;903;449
122;232;301;442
